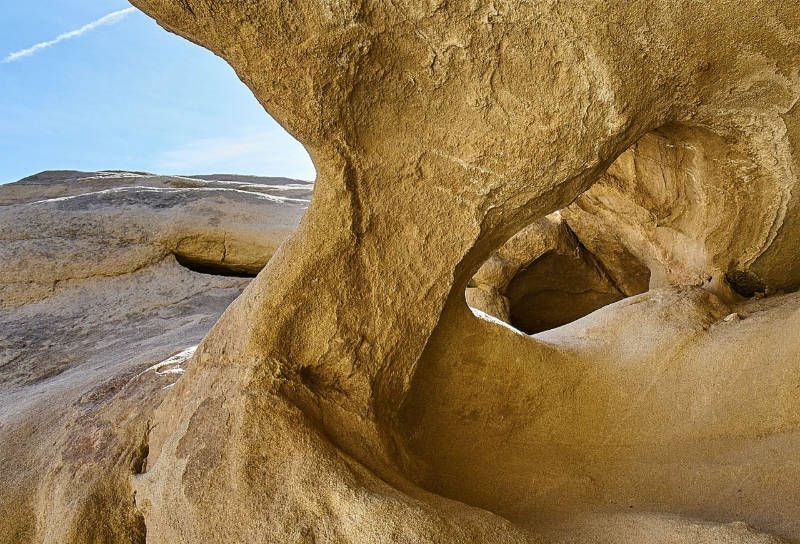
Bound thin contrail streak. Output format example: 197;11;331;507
3;7;137;63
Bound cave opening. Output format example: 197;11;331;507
465;212;651;334
505;248;636;334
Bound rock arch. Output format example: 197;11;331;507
119;1;800;542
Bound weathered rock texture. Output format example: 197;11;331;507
467;212;649;332
562;122;800;298
0;171;309;542
4;1;800;542
0;170;310;307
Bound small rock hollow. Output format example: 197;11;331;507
466;212;650;334
173;253;260;278
506;250;630;333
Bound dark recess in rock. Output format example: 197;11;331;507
726;270;767;297
173;253;261;278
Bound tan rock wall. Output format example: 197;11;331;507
2;1;800;542
123;1;800;541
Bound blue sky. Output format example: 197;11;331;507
0;1;316;183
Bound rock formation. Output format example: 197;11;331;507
466;212;649;332
3;0;800;542
0;171;310;542
0;171;310;308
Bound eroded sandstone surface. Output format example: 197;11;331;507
466;212;649;332
0;171;310;542
3;1;800;543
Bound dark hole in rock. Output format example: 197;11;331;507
506;250;630;334
132;427;150;476
173;253;260;278
467;213;651;335
726;269;767;297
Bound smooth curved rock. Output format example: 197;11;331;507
0;171;310;307
564;122;800;298
403;285;800;540
466;212;649;332
4;1;800;543
127;1;800;542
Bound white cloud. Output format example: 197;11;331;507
153;131;317;181
3;7;137;63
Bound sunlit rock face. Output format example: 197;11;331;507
564;123;800;298
0;171;310;308
3;1;800;543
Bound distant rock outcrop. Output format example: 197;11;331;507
0;171;310;307
0;171;309;542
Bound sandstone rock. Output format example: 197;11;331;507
0;171;310;307
563;123;800;298
0;171;307;542
467;212;649;333
403;285;800;541
128;0;800;541
0;257;249;542
1;170;313;204
5;0;800;542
